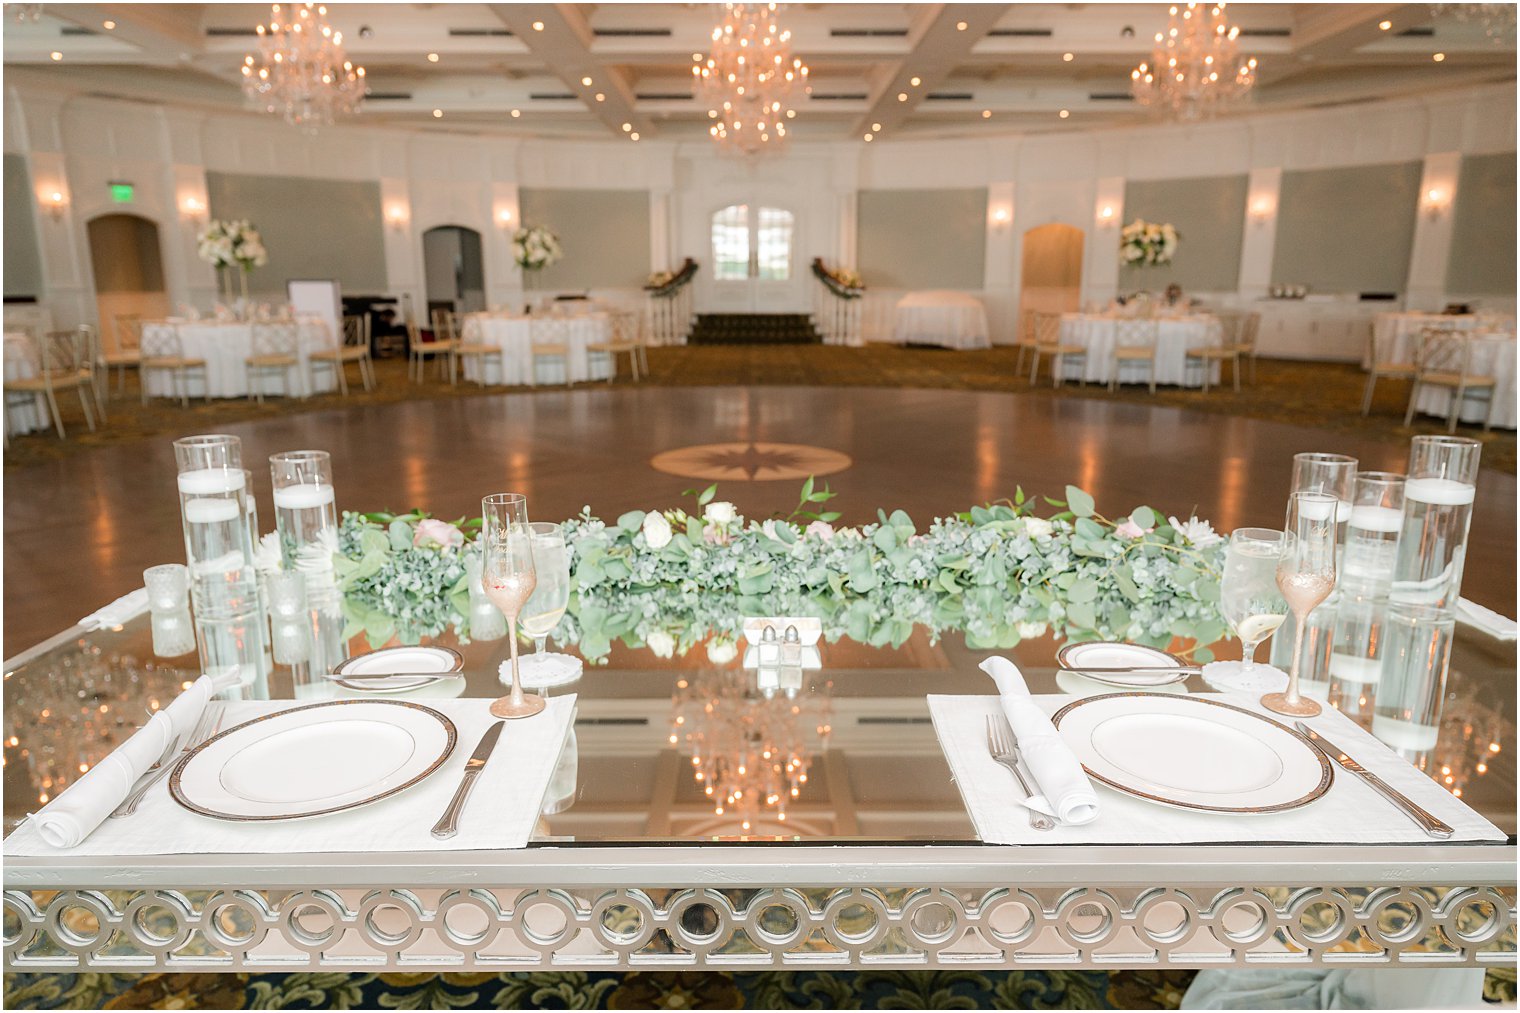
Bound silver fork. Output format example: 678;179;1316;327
112;705;226;818
986;714;1056;832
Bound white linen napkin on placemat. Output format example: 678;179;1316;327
5;696;576;856
927;690;1505;846
77;588;149;631
978;656;1099;825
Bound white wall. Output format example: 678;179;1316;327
6;80;1514;342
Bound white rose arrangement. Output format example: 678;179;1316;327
512;224;563;272
197;219;268;272
1120;219;1179;267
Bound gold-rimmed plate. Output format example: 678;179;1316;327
1051;694;1333;814
169;700;457;822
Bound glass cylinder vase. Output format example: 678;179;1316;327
1372;603;1456;760
270;450;347;675
1389;436;1481;610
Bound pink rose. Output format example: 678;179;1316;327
414;518;464;549
805;520;835;542
1114;519;1150;539
702;523;731;546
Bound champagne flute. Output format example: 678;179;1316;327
1262;492;1338;718
1220;528;1288;673
481;493;544;719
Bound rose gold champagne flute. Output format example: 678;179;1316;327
482;493;545;719
1262;491;1338;718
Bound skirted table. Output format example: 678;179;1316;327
1367;316;1518;429
1057;314;1222;387
458;313;614;386
139;319;338;400
892;292;990;350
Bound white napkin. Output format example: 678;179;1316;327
29;673;236;848
979;656;1100;825
1456;598;1517;641
78;588;149;631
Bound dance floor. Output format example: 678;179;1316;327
5;384;1515;656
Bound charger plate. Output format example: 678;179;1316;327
1050;693;1333;814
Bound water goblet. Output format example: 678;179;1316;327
518;522;580;686
1219;528;1288;673
1262;492;1338;718
481;493;543;719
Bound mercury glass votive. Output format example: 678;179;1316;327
143;564;189;614
267;570;307;620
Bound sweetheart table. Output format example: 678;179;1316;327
3;605;1513;975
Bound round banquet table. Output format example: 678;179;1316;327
140;319;338;400
1375;331;1518;429
458;313;614;385
1057;313;1222;386
3;332;49;435
892;291;990;349
1368;312;1516;370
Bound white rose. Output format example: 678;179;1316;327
642;510;673;549
703;501;737;526
646;629;675;658
1023;516;1054;540
706;639;738;665
1017;621;1048;639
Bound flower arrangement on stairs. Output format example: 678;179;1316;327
811;258;866;299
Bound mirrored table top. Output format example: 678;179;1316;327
4;613;1514;844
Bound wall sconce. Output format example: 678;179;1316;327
1423;187;1451;218
496;208;514;228
1097;205;1116;228
1249;197;1275;224
386;205;409;231
180;196;208;223
43;189;67;221
990;207;1011;230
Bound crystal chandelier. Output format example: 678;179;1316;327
670;669;831;834
694;3;809;154
1131;3;1256;120
242;3;366;130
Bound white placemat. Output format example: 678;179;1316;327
928;692;1504;845
6;696;576;856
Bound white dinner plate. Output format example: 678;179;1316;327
170;700;457;821
1051;693;1333;814
1056;641;1190;686
331;646;463;693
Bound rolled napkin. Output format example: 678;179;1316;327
78;588;149;631
979;656;1101;825
30;672;236;848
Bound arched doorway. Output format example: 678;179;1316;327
1020;223;1085;318
708;202;795;312
422;225;485;319
86;213;168;353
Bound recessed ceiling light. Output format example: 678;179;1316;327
594;92;605;102
1059;109;1070;118
432;108;443;118
511;108;521;117
956;20;968;31
622;122;632;131
1433;51;1446;61
871;121;881;131
581;75;592;86
864;133;873;141
692;52;702;61
786;109;795;118
1062;52;1074;61
102;20;115;30
897;92;908;101
630;131;639;140
427;52;439;62
49;51;63;61
532;21;544;31
909;76;921;86
1378;19;1392;30
981;109;992;118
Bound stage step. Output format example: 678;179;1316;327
688;313;822;346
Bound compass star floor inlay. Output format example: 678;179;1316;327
650;442;853;482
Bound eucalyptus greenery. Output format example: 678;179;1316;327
332;481;1227;662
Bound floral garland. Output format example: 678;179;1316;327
331;481;1227;665
196;219;268;272
811;258;865;299
512;224;563;272
1120;219;1179;267
645;258;699;297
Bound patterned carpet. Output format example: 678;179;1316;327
5;346;1514;475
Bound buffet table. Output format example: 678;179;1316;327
4;606;1513;973
1058;313;1222;386
458;312;614;385
139;320;338;400
3;332;48;435
892;291;990;349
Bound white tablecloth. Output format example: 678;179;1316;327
1372;328;1519;429
458;313;614;385
1058;313;1221;386
892;291;990;349
140;319;338;399
1368;312;1516;369
4;332;49;435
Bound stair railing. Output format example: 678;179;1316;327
643;259;698;346
810;258;864;346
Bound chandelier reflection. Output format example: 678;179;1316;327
242;3;366;130
1430;3;1518;42
669;668;832;833
695;3;810;154
1131;3;1256;121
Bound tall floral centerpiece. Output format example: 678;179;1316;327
1119;219;1179;267
197;219;268;309
512;224;563;307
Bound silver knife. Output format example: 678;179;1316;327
1293;722;1455;839
430;722;505;839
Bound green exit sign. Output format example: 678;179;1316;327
108;182;134;203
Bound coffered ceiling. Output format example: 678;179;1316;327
4;3;1515;141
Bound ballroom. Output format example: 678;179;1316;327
1;3;1516;1010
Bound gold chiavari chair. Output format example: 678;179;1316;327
1110;316;1160;394
1028;311;1087;387
1404;328;1497;432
